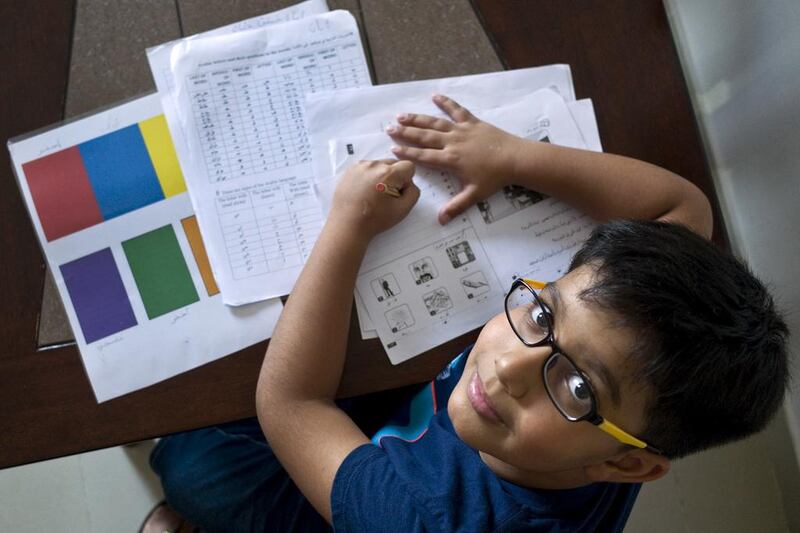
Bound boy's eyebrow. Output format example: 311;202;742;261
541;281;563;311
542;282;622;408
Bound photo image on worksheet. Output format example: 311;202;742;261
445;240;477;268
409;257;438;285
460;271;491;299
422;287;453;316
370;273;401;302
385;304;415;333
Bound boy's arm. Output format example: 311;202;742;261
388;95;713;239
256;160;419;523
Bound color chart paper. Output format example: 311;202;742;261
8;94;283;402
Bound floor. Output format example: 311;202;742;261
0;442;162;532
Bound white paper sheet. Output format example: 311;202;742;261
568;99;603;152
306;64;575;185
317;90;601;363
467;95;601;287
7;94;283;402
165;10;371;305
147;0;329;189
354;290;378;339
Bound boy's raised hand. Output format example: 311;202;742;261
387;94;525;224
329;159;420;240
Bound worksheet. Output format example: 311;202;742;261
7;94;283;402
350;97;602;341
317;90;601;363
468;94;601;287
147;0;329;194
165;10;371;305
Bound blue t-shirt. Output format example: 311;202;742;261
331;347;640;532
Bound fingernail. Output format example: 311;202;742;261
397;113;408;121
440;212;451;225
433;94;444;103
391;145;401;153
385;125;397;134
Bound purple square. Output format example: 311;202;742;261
60;248;137;343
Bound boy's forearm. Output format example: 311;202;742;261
257;220;368;407
510;141;712;237
252;161;417;523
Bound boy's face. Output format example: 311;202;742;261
448;265;652;484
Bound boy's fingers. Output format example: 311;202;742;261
433;94;474;123
387;125;445;148
391;145;449;168
358;159;395;170
396;113;453;132
438;184;479;225
403;181;421;206
386;159;416;185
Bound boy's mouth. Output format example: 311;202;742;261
467;371;504;425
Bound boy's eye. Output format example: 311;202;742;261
508;293;553;344
524;302;551;332
556;372;593;414
567;374;591;401
534;309;550;328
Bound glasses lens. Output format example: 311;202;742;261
505;282;551;345
543;353;594;421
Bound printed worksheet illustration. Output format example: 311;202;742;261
409;257;438;285
355;226;505;364
475;136;550;225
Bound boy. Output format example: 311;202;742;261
147;95;789;532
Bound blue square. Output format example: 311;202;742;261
79;124;164;219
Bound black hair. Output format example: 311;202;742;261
569;220;790;459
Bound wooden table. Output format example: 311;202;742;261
0;0;724;469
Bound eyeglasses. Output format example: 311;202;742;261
504;278;663;455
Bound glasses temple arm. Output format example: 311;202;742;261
520;278;547;290
597;419;649;450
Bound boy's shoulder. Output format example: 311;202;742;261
370;347;468;446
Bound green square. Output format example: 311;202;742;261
123;225;199;319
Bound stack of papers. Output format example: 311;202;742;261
158;7;603;365
309;84;601;363
151;7;370;304
9;0;605;401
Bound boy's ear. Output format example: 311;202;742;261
583;449;670;484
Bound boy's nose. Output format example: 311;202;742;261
494;345;551;399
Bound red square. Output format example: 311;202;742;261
23;146;103;241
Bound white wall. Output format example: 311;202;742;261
664;0;800;526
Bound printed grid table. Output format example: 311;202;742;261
190;51;364;182
217;182;322;279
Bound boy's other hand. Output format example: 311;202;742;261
388;94;526;225
330;159;420;241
